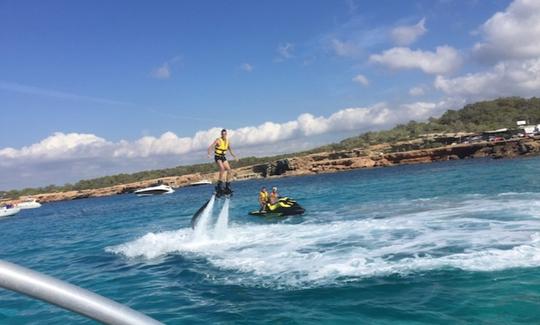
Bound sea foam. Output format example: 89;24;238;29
107;192;540;287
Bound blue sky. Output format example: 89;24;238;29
3;0;540;189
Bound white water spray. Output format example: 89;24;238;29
109;192;540;288
214;199;230;239
192;195;216;240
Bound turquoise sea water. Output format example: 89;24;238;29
2;157;540;324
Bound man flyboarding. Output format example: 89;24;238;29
208;129;237;196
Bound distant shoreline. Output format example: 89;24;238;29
4;96;540;203
3;137;539;206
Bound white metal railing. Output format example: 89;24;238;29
0;260;163;325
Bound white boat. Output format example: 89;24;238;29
0;206;20;218
17;199;42;209
188;179;212;186
134;184;175;196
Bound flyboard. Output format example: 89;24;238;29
190;182;233;229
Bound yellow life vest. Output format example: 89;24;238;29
214;138;229;155
259;191;268;202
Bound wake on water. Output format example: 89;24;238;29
107;192;540;288
192;195;231;241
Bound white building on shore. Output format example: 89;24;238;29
516;120;539;135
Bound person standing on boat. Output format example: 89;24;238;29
208;129;237;194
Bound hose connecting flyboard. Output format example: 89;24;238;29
0;260;163;325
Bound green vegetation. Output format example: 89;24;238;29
316;97;540;151
2;154;302;199
4;97;540;198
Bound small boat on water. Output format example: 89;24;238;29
17;199;42;209
0;206;21;218
188;179;212;186
134;184;175;196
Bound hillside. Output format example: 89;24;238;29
2;96;539;199
315;97;540;152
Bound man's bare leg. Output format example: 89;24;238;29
215;160;226;194
223;161;233;194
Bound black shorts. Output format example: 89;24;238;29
214;155;227;162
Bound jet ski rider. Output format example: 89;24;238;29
258;187;269;212
208;129;237;194
269;187;279;204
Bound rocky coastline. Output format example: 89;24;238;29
4;138;540;205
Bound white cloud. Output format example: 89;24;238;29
1;100;461;188
409;86;425;96
330;39;361;57
240;63;254;72
370;45;462;75
151;63;171;79
0;133;109;163
391;18;427;46
296;104;391;136
322;21;387;59
0;104;394;167
276;43;295;61
434;58;540;100
473;0;540;61
400;98;461;120
429;0;540;107
150;56;182;79
401;101;437;119
352;74;369;86
396;97;466;122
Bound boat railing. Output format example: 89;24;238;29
0;260;163;325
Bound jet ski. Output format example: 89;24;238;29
249;197;305;217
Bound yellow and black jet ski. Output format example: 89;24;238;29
249;197;305;217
